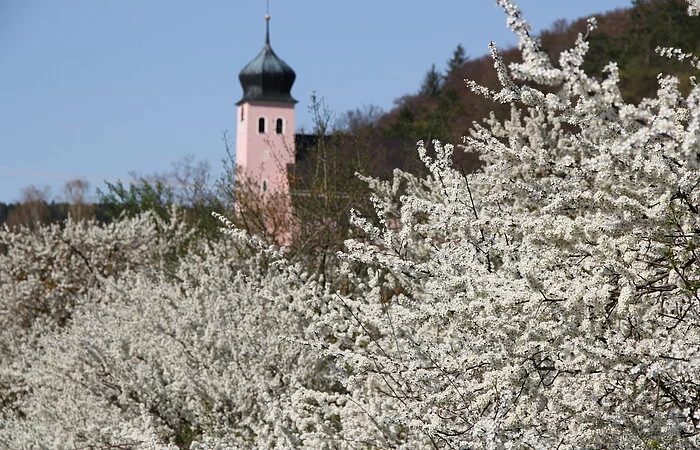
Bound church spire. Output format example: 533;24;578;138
237;12;297;104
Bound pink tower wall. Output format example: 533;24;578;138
235;101;295;194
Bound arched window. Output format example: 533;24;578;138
240;108;244;122
262;180;269;192
275;118;284;134
258;117;266;133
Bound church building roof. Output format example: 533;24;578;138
237;15;297;105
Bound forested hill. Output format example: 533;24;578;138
372;0;700;144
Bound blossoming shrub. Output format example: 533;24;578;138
306;0;700;447
0;212;195;424
0;216;344;448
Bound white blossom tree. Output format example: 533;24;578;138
302;0;700;448
0;211;196;426
0;214;347;448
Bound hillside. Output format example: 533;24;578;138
374;0;700;145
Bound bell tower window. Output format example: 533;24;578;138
258;117;266;134
275;118;284;134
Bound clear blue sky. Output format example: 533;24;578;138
0;0;633;203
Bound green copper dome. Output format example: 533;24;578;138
237;17;297;104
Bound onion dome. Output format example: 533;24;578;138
237;15;297;104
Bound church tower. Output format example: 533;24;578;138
235;14;296;198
